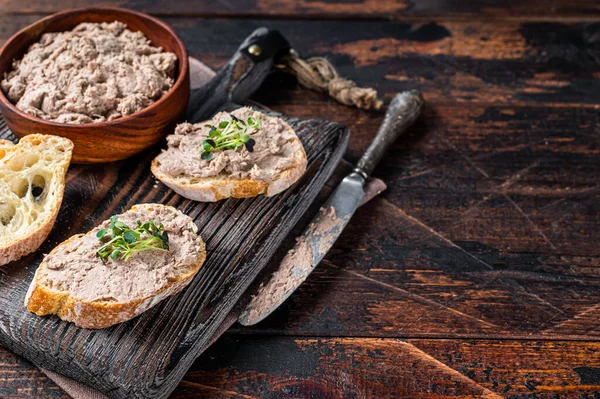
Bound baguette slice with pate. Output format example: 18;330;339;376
25;204;206;329
0;134;73;266
151;107;307;202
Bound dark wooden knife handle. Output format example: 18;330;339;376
356;90;424;177
186;28;290;123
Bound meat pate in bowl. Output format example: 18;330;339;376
0;8;190;163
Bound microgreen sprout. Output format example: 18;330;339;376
200;114;261;161
96;216;169;262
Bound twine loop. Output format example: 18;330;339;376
277;54;383;111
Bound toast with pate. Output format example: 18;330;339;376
0;134;73;266
151;107;307;201
25;204;206;329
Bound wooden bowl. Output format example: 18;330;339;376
0;7;190;163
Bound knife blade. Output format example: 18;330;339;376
239;90;425;325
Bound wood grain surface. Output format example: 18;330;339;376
171;337;600;399
1;1;600;398
1;0;600;19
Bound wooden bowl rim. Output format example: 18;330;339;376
0;7;189;128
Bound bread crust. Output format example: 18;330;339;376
151;113;307;202
0;212;58;266
25;204;206;329
0;134;73;266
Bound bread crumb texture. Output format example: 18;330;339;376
0;134;73;265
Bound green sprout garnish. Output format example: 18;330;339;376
96;216;169;262
200;114;261;161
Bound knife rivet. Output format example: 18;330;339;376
248;44;262;56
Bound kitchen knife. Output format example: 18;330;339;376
239;90;424;326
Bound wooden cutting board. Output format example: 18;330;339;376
0;113;348;399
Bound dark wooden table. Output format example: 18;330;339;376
2;1;600;398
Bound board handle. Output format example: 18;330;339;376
356;90;424;177
186;28;291;123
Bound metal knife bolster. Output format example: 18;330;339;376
239;90;424;326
